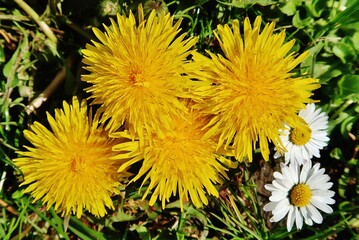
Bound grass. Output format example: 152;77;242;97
1;0;359;239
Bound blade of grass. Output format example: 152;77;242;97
69;216;107;240
28;205;70;240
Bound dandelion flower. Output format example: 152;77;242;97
194;16;319;162
263;161;335;232
274;103;330;165
14;97;130;218
111;104;235;210
82;5;199;142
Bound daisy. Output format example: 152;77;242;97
81;4;201;142
263;161;335;232
274;103;330;165
111;102;236;210
192;16;319;162
14;97;130;218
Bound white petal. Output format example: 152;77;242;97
306;217;313;226
310;116;328;129
274;151;282;159
294;149;305;165
301;147;311;161
305;143;320;158
272;180;290;191
306;169;326;186
281;178;296;189
301;206;314;226
295;207;303;230
286;206;295;232
288;162;299;184
274;198;291;212
311;195;336;205
264;201;277;212
273;171;284;179
270;190;288;202
282;164;297;185
265;184;279;191
311;189;335;198
307;204;323;224
310;198;334;214
312;163;321;173
321;182;334;190
311;135;329;145
271;204;291;222
300;161;312;183
307;176;332;189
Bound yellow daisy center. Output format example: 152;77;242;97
289;184;312;207
289;122;312;145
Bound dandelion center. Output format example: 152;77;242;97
289;123;312;145
70;154;90;173
129;72;150;87
290;183;312;207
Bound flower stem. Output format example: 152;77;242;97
14;0;58;44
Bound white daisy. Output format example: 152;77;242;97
263;161;335;232
274;103;330;165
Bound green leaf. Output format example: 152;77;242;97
292;11;313;29
11;190;24;199
330;148;343;160
352;31;359;51
333;41;355;64
217;0;274;8
176;232;185;240
0;43;4;62
338;75;359;96
135;225;151;240
279;1;297;16
3;42;21;78
331;0;359;26
306;0;326;17
313;61;342;83
111;208;137;222
340;114;359;141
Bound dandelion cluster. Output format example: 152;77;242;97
14;4;334;231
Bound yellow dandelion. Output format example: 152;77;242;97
14;97;130;218
81;4;199;142
111;103;235;210
194;16;320;162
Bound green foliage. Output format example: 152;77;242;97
0;0;358;239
